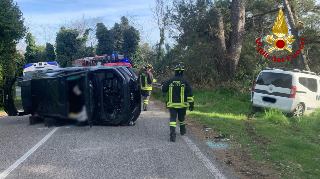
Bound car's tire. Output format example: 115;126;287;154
289;103;304;117
252;105;261;112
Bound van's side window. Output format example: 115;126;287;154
299;77;317;92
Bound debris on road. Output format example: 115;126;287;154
206;140;230;150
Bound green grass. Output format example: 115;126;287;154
0;106;4;113
152;88;320;179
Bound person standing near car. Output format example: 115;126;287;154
138;64;155;111
161;64;194;142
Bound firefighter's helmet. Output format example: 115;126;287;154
145;64;153;69
174;64;185;71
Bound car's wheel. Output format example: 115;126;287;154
252;106;261;112
291;103;304;117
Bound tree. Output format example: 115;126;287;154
96;23;114;55
152;0;167;63
63;15;103;46
46;43;56;61
120;16;130;30
0;0;26;86
25;32;37;63
37;23;58;44
55;27;89;67
123;26;140;57
36;45;46;62
14;51;25;77
111;23;124;54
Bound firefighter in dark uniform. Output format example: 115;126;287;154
138;64;155;111
161;64;194;142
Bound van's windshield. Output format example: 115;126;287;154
257;72;292;88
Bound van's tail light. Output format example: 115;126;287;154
252;81;257;92
290;86;297;98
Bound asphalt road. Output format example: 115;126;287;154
0;101;238;179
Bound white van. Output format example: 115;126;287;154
251;68;320;116
23;61;59;77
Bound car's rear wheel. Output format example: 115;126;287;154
252;106;261;112
291;103;304;117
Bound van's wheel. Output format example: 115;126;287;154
252;106;261;112
291;103;304;117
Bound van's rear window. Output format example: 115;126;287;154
257;72;292;88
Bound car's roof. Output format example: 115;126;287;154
260;69;320;79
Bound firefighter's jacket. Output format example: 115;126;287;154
138;68;154;91
161;75;194;108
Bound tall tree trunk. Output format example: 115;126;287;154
283;0;310;70
213;8;228;79
226;0;246;80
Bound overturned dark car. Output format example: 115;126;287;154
2;66;141;127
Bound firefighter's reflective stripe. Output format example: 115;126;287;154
187;96;194;102
140;75;152;90
143;100;148;104
169;84;173;103
179;121;186;125
170;121;176;127
181;86;185;103
167;102;188;108
167;83;188;108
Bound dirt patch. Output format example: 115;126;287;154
151;97;277;179
0;112;7;117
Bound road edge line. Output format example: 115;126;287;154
182;136;227;179
0;127;59;179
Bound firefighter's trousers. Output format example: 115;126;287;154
169;108;187;136
141;90;151;105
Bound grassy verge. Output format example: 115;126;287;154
0;106;4;113
152;88;320;179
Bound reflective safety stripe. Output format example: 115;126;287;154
179;121;186;125
145;76;148;88
170;122;176;127
167;102;188;108
187;96;194;102
166;83;188;108
140;75;152;90
169;84;173;104
181;86;185;103
141;86;152;90
143;100;148;104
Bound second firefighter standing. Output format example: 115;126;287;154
138;64;156;111
161;64;194;142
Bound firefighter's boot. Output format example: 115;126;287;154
143;100;148;111
143;103;147;111
179;121;186;135
180;125;186;135
170;126;176;142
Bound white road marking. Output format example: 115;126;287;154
0;127;59;179
182;136;227;179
